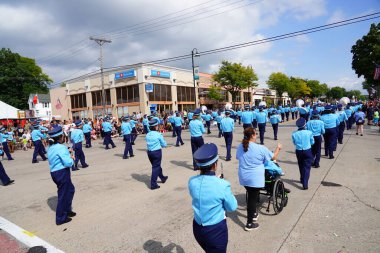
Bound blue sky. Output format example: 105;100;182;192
0;0;379;93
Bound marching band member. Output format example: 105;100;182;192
320;105;339;159
256;106;267;145
241;105;253;130
269;110;281;140
102;117;116;149
71;120;89;170
306;110;325;168
0;127;14;160
189;109;206;170
47;126;76;225
173;112;185;147
336;104;348;144
220;110;234;161
189;143;237;252
31;123;47;163
215;111;223;138
121;116;134;159
292;118;314;190
145;118;168;190
83;119;93;148
0;146;14;186
202;111;212;134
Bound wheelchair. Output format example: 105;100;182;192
246;169;289;215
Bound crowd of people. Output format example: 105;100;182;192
0;99;379;252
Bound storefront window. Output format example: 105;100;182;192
148;84;172;101
70;93;87;109
116;85;139;104
92;90;111;106
117;106;129;118
244;92;251;102
177;86;195;102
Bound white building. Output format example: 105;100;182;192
28;93;52;120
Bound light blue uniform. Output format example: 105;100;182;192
236;142;273;188
337;111;348;123
202;114;212;121
320;114;339;129
241;111;253;124
31;130;44;142
306;120;325;136
83;123;92;134
354;111;365;122
142;118;149;126
215;115;223;123
188;112;194;120
70;129;84;144
130;120;137;129
345;108;353;118
292;129;314;150
256;111;267;124
47;144;74;172
7;132;13;141
121;122;132;135
188;175;237;226
189;119;205;137
173;116;184;127
102;122;112;132
220;117;234;133
269;114;281;124
146;131;167;151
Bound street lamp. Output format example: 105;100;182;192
191;48;200;108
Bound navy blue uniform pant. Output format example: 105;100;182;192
238;116;241;125
258;123;266;144
285;112;290;121
291;112;295;120
295;111;299;119
243;123;252;130
252;119;257;129
32;140;46;162
171;123;176;137
104;131;116;149
223;132;233;160
73;142;87;167
123;134;133;158
296;149;313;189
143;125;149;134
175;126;184;146
324;127;337;158
217;123;223;138
51;168;75;225
271;123;278;140
191;136;204;170
0;161;11;185
131;127;137;144
300;113;309;122
311;135;322;167
147;149;165;188
338;122;345;143
206;121;211;134
84;132;92;148
281;113;285;122
1;142;13;160
346;116;354;130
193;219;228;253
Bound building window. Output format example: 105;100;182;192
92;90;110;106
220;90;229;101
70;93;87;109
148;84;172;101
116;85;140;104
177;86;195;102
235;92;241;102
244;92;251;102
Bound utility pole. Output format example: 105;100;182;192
191;48;200;109
90;36;112;117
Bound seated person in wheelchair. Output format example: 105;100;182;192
264;160;284;177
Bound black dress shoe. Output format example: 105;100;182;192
175;145;180;147
130;155;135;157
181;143;184;146
123;156;129;159
32;160;39;164
226;158;231;161
329;156;334;159
151;185;160;190
82;164;89;168
68;211;76;217
5;180;15;186
161;176;168;184
57;217;72;226
303;187;308;190
72;167;80;171
314;165;320;168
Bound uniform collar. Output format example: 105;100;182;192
202;171;216;176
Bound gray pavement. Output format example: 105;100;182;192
0;122;379;253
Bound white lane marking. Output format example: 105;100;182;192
0;216;65;253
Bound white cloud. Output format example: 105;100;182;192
325;75;367;94
327;10;346;24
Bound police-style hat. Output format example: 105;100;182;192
193;143;219;168
149;118;159;127
244;105;250;110
122;116;129;121
48;126;63;138
296;118;306;129
193;109;201;115
225;110;231;115
324;105;332;110
32;124;40;129
312;110;319;116
346;105;351;109
258;105;263;110
337;104;343;109
75;120;83;127
176;112;180;116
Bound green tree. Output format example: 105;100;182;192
288;77;311;99
326;86;346;99
266;72;290;103
0;48;51;109
351;23;380;90
213;61;258;107
306;80;328;98
207;85;223;101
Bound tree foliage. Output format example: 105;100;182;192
213;61;258;106
326;86;346;99
266;72;290;98
306;80;328;98
288;77;311;99
0;48;51;109
351;23;380;90
207;85;223;101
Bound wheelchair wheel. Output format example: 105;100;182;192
272;180;285;214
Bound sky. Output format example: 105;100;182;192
0;0;379;93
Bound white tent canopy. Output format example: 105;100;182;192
0;100;19;119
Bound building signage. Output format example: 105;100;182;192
115;69;136;80
150;69;171;79
145;83;154;93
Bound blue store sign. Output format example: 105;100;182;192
115;69;136;80
145;83;154;93
150;69;171;79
